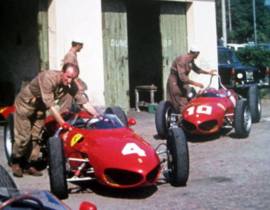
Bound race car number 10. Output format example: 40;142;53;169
187;105;212;115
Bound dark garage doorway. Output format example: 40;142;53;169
0;0;40;107
127;1;163;109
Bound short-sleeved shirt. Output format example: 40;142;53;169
170;54;201;83
62;50;87;90
17;70;87;110
63;50;78;66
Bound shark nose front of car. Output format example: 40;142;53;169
182;120;196;132
182;119;219;134
198;120;218;132
104;164;160;188
104;168;144;186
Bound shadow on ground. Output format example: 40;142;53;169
68;181;159;199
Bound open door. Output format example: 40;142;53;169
160;2;188;99
102;0;130;113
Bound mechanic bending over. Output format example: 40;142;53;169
166;45;216;114
12;63;101;178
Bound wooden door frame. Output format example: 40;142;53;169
38;0;49;72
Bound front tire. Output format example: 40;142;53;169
247;86;261;123
167;127;189;186
155;101;176;139
4;113;14;166
105;106;128;126
48;137;68;200
234;99;252;138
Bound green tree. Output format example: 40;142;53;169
236;46;270;67
216;0;270;43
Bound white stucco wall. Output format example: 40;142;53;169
186;0;219;90
48;0;105;107
48;0;218;107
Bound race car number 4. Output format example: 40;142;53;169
187;105;212;115
122;143;146;157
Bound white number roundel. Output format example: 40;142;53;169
122;143;146;157
187;105;212;115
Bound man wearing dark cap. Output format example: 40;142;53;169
167;45;216;114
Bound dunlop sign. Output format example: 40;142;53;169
163;39;173;47
111;39;127;48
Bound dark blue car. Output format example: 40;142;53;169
218;47;270;123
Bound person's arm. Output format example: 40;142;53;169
176;63;204;88
49;106;65;126
191;60;217;75
49;100;100;128
187;79;204;89
81;101;100;117
39;72;67;127
198;69;217;75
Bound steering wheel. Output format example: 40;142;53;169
204;87;218;93
199;87;219;98
84;115;116;129
84;118;100;129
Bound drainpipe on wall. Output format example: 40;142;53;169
221;0;227;47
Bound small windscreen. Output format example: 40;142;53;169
69;114;124;130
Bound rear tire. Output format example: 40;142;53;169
234;99;252;138
247;86;261;123
105;106;128;126
167;127;189;186
4;113;14;166
0;165;17;189
155;101;176;139
48;137;68;200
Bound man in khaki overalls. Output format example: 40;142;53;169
12;63;101;177
167;45;216;114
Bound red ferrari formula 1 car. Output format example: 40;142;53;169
2;106;189;200
155;75;252;139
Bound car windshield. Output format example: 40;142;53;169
218;50;241;65
69;114;124;130
198;88;228;98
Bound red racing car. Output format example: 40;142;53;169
155;75;252;139
2;106;189;200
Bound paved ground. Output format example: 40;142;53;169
1;100;270;209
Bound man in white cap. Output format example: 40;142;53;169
166;45;216;114
61;37;87;112
62;37;85;91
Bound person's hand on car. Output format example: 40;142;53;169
195;82;204;89
208;70;217;75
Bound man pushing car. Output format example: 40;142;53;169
167;45;216;114
11;63;101;177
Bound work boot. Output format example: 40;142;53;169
11;157;23;178
11;163;23;178
23;167;43;176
